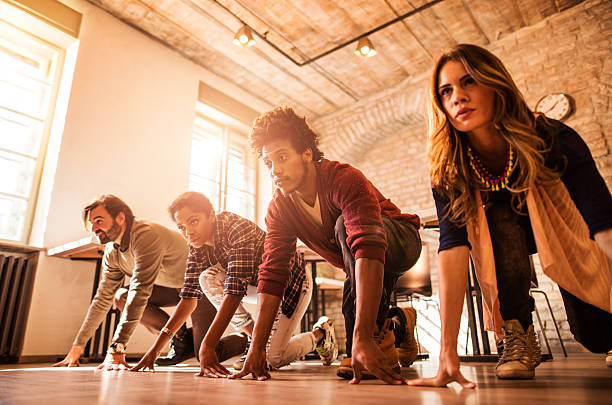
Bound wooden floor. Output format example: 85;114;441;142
1;354;610;405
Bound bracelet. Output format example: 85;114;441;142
161;327;174;338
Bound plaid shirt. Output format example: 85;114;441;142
180;212;305;318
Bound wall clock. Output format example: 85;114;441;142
534;93;573;121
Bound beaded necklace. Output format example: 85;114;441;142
467;144;515;191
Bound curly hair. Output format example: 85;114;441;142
249;106;324;161
427;44;559;226
168;191;214;221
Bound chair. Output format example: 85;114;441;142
462;255;498;361
392;245;435;359
393;245;434;300
530;257;567;358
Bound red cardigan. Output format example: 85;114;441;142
257;158;420;298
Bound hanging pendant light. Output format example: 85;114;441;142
233;25;256;47
354;37;377;58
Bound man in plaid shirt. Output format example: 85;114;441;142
132;191;337;375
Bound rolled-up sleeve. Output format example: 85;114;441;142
180;249;205;300
225;219;259;296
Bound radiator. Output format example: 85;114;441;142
0;244;40;363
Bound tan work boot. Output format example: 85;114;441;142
606;350;612;368
495;319;535;379
336;318;401;380
526;324;542;369
232;354;246;370
389;307;418;367
337;357;354;379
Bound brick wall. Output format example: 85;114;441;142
313;0;611;354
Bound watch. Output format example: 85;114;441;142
161;327;175;338
107;342;127;354
534;93;573;121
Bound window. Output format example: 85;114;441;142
0;18;65;243
189;103;257;221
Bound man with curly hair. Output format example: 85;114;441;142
231;106;422;384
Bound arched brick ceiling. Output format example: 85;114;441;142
87;0;585;160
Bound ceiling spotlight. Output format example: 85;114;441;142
354;37;377;58
233;25;256;47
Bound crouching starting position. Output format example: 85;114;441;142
410;44;612;388
132;191;337;375
232;107;422;384
53;195;243;369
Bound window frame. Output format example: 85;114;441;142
0;17;66;244
189;103;258;222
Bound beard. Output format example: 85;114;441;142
95;220;122;244
281;160;310;196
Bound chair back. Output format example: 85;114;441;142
530;256;539;289
395;245;433;297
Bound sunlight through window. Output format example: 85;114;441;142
0;19;63;242
189;103;256;221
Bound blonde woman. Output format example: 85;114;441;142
410;44;612;387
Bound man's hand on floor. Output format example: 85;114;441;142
229;346;270;381
52;345;84;367
351;335;405;385
96;353;130;371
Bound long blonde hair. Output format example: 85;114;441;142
428;44;558;226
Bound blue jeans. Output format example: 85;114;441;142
336;215;421;357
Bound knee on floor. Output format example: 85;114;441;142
266;351;287;369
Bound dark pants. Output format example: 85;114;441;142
114;285;247;361
336;215;422;357
486;202;612;353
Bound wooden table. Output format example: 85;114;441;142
47;237;120;361
297;248;343;334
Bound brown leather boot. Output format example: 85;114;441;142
390;307;418;367
336;318;401;380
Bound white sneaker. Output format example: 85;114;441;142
313;316;338;366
